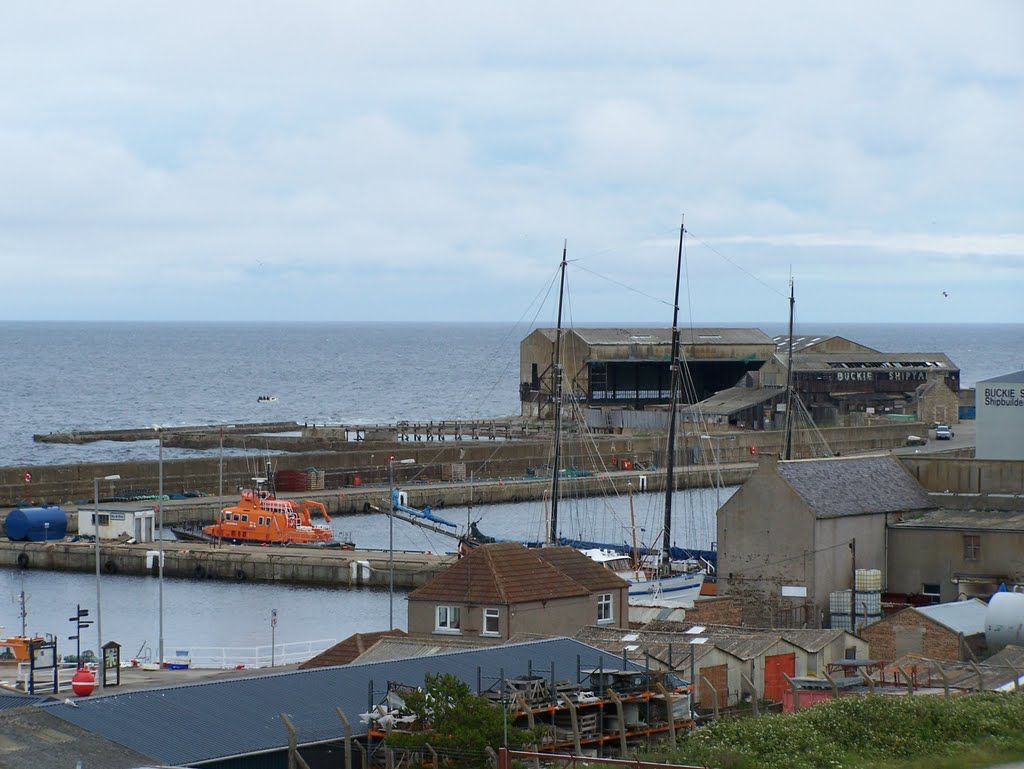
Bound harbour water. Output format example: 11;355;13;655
1;485;733;658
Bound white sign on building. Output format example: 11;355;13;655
976;370;1024;460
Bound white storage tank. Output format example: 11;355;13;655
986;592;1024;653
855;568;882;592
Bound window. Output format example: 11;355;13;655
482;608;500;636
963;535;981;561
241;514;248;522
435;606;461;633
922;583;941;604
597;593;613;624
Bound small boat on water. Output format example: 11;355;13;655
580;548;705;605
202;480;337;546
257;395;278;403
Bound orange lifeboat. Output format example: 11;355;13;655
203;488;334;546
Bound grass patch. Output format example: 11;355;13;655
643;693;1024;769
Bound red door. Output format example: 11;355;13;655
764;653;795;702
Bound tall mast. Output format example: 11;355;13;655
783;277;795;460
662;216;684;570
548;241;568;545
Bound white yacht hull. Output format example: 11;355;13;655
627;571;705;605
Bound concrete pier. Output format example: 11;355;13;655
0;539;452;589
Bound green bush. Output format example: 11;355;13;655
645;693;1024;769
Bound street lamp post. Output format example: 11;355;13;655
388;457;415;629
157;427;165;668
93;473;121;689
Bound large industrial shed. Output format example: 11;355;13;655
22;638;646;769
519;327;775;418
758;351;961;424
975;370;1024;460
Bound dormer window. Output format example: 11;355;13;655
435;606;462;633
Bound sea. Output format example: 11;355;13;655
0;321;1021;661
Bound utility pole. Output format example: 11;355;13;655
783;277;795;460
850;538;857;632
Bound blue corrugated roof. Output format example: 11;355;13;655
0;693;50;711
43;637;642;767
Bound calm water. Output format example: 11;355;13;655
1;485;732;657
1;321;1021;467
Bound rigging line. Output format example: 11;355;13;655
726;539;856;579
401;264;564;486
572;262;675;308
684;227;788;299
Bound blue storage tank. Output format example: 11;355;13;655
5;506;67;542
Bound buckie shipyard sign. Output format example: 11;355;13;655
984;386;1024;408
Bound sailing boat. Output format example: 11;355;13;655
548;226;706;606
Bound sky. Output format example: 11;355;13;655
1;2;1022;324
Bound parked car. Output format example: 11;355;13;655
935;424;954;440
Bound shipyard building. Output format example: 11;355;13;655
521;328;962;429
975;369;1024;460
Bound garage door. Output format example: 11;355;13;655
764;653;795;702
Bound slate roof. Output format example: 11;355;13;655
776;455;934;518
299;629;407;669
44;637;642;767
916;599;988;636
408;543;625;604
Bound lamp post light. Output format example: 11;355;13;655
156;426;165;668
93;473;121;689
388;456;415;629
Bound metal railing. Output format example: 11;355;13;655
169;638;337;669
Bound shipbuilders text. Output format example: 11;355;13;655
984;387;1024;408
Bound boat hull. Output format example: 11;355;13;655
627;571;705;606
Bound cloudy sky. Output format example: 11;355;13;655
2;2;1021;323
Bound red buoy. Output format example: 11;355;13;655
71;668;96;697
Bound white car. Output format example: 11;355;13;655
935;424;954;440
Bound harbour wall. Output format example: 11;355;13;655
1;422;922;508
0;540;450;589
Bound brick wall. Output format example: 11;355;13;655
686;596;743;626
859;608;962;661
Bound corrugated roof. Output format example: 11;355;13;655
787;352;958;371
978;370;1024;384
43;637;641;767
683;386;784;416
299;629;407;669
712;636;787;660
778;629;849;653
916;599;988;635
353;636;488;663
772;335;880;354
0;692;50;711
408;543;625;604
0;708;158;769
777;456;934;518
530;327;774;347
